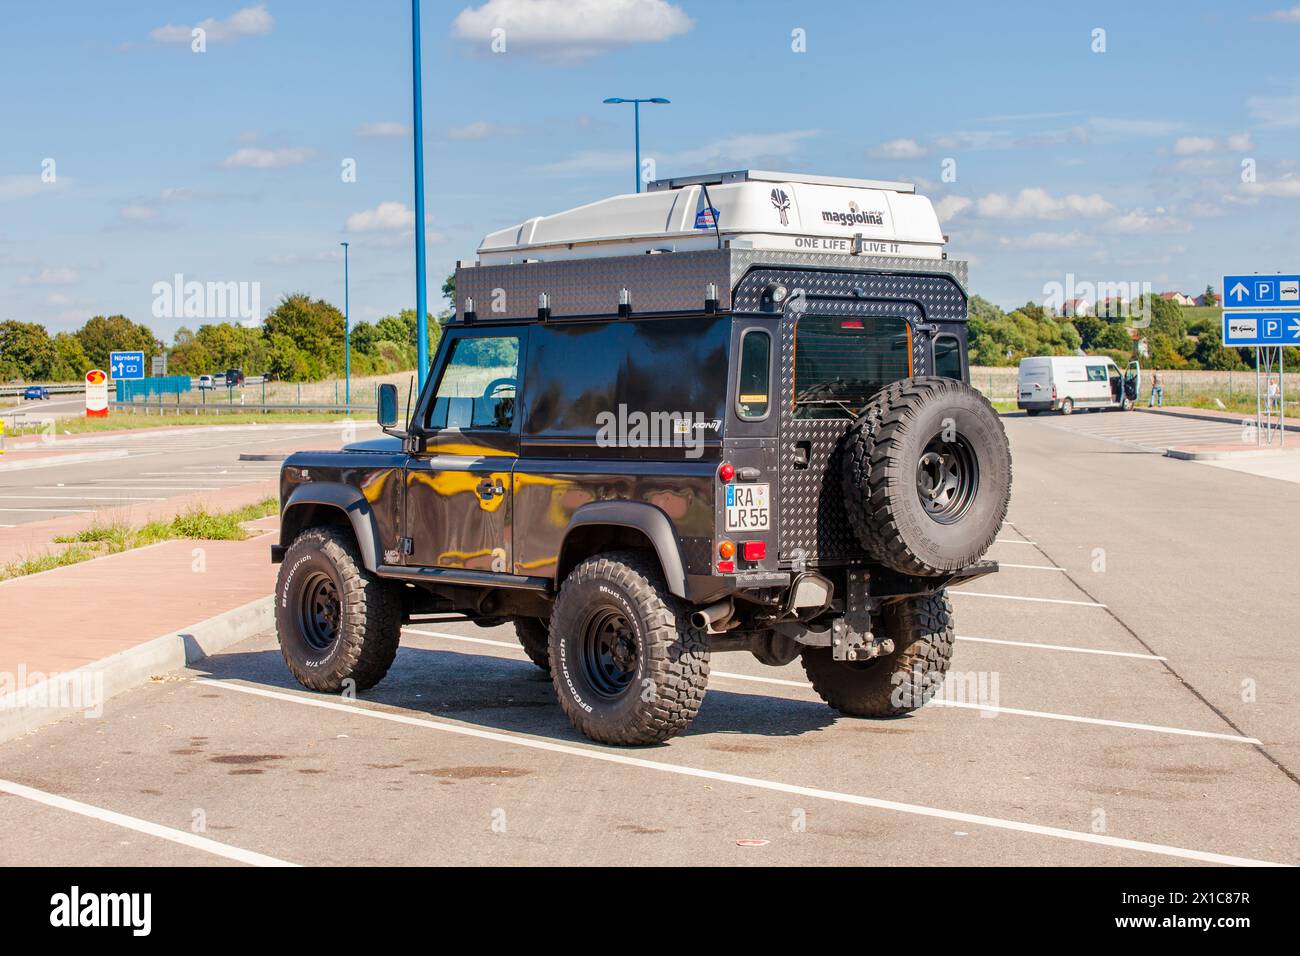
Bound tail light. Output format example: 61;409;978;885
742;541;766;561
1051;384;1057;400
718;462;735;483
717;540;736;560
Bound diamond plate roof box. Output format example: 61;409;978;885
475;170;946;266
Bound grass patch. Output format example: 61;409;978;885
4;497;278;582
0;411;370;437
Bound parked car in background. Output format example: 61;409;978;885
22;386;50;401
1017;355;1140;415
225;368;245;387
198;374;215;390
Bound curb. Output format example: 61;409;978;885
0;595;273;744
1165;447;1293;461
1137;406;1300;433
239;452;288;461
0;449;129;472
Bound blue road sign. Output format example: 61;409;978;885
1223;274;1300;309
1222;312;1300;347
108;350;145;380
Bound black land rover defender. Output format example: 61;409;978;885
272;172;1012;745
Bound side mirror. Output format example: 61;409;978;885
377;383;400;429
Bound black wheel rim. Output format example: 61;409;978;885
298;571;341;651
579;607;638;698
916;432;979;525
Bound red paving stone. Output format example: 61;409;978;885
0;532;277;675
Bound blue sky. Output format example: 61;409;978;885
4;0;1300;340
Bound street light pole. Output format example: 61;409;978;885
340;241;350;411
603;97;670;193
411;0;429;389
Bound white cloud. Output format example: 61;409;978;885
1226;133;1254;151
974;188;1113;219
997;231;1094;249
1240;176;1300;197
222;147;315;169
356;121;410;138
452;0;693;60
1106;208;1192;234
1246;91;1300;127
1173;136;1217;155
867;138;927;160
18;267;79;286
933;196;971;222
1259;6;1300;21
118;205;158;221
346;201;416;232
0;175;49;201
448;120;523;140
1089;117;1182;137
151;4;273;43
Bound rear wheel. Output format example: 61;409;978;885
513;617;550;672
1060;398;1074;415
275;527;402;692
842;376;1012;576
802;592;955;717
549;551;709;745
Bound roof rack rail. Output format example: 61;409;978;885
646;169;916;194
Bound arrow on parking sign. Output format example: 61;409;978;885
1230;281;1249;302
1291;318;1300;339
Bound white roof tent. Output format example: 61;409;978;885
475;170;946;265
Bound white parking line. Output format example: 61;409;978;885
0;495;163;502
997;563;1066;572
0;507;93;513
33;485;222;492
201;680;1282;867
0;778;297;867
955;635;1166;661
993;539;1039;546
951;591;1106;608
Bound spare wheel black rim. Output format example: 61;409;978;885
299;570;342;651
916;432;979;525
580;607;638;698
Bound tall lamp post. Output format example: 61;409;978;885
411;0;429;389
602;97;670;193
340;240;350;411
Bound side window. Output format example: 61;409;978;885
1086;364;1107;382
427;335;520;430
934;334;962;380
736;329;771;420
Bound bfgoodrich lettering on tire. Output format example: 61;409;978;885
842;376;1012;576
801;592;955;717
548;550;709;745
275;526;401;693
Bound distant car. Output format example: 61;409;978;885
22;386;49;401
198;374;215;390
225;368;245;387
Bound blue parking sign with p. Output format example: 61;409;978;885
109;351;145;380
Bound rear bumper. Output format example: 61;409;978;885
1018;400;1056;411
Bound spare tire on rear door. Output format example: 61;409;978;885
842;376;1011;576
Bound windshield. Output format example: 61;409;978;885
792;314;912;418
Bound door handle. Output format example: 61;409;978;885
476;477;505;499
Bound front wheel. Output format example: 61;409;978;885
802;592;955;717
549;551;709;745
275;527;402;692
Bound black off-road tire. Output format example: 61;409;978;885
275;527;402;693
802;592;955;717
513;617;551;672
549;550;709;746
842;376;1012;576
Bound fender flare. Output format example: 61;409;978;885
281;483;383;573
558;500;689;598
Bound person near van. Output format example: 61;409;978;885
1267;379;1280;414
1149;371;1164;407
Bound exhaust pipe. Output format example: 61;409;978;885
691;599;735;632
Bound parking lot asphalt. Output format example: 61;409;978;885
0;423;377;527
0;412;1296;867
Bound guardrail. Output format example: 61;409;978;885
0;383;83;397
110;402;377;415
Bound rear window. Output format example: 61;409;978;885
792;314;911;418
736;329;771;420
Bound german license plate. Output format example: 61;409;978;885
725;483;769;531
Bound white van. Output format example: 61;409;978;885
1017;355;1140;415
